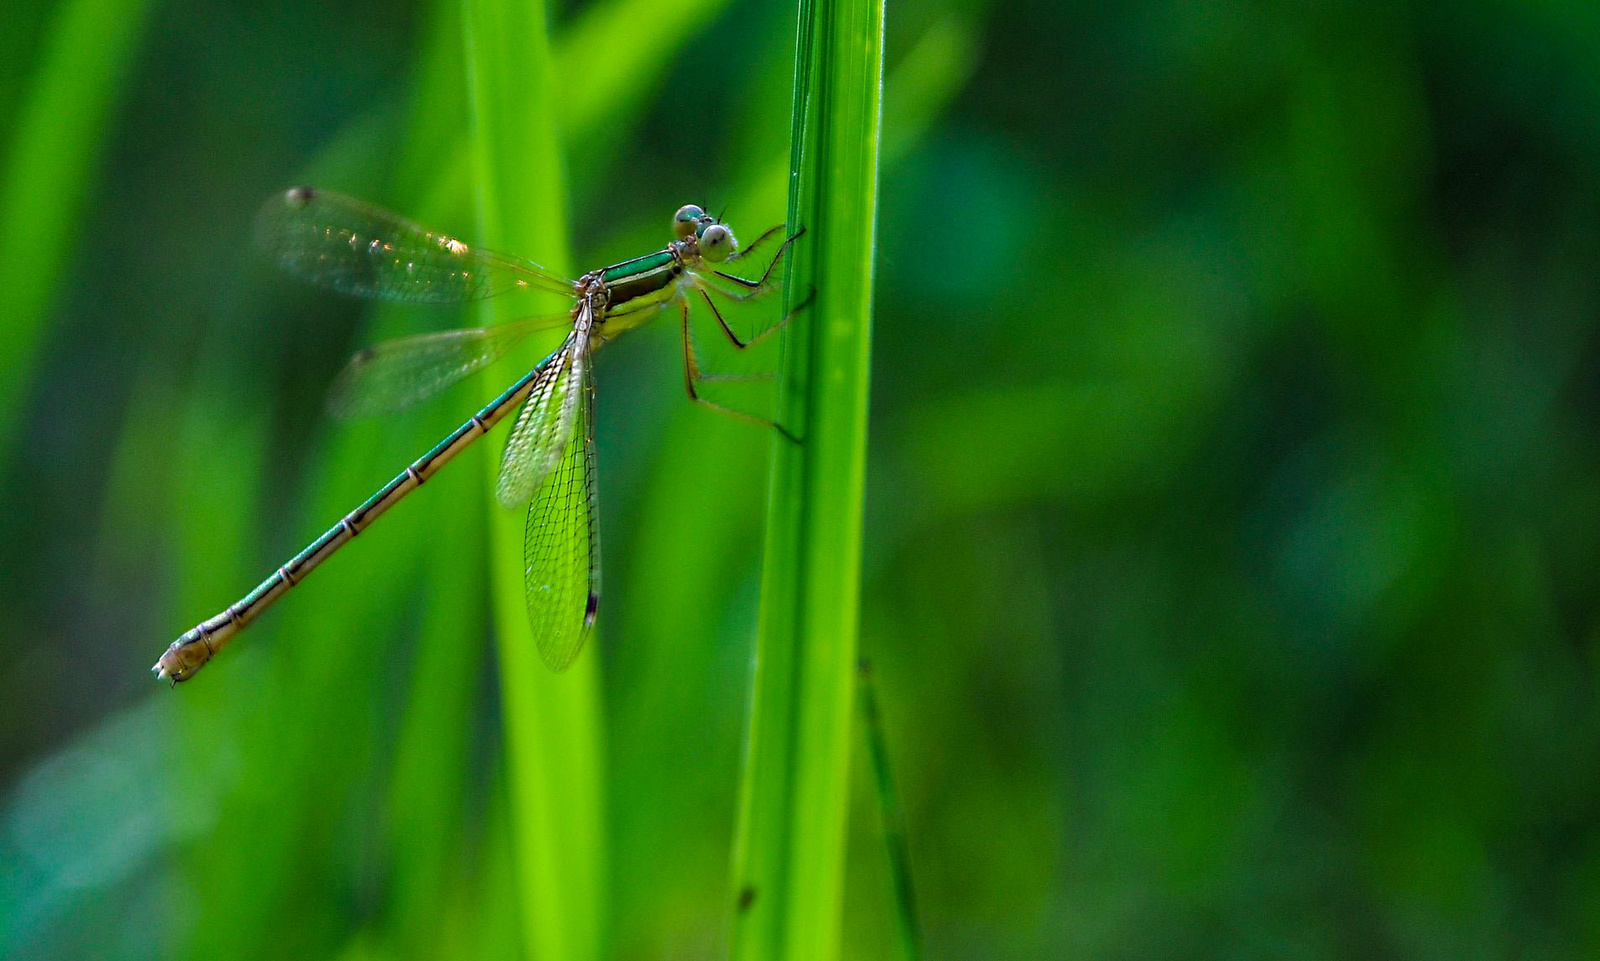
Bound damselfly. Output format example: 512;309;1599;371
153;186;800;683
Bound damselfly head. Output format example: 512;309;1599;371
672;203;737;260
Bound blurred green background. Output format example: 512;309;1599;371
5;0;1600;957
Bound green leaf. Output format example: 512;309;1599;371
729;0;887;958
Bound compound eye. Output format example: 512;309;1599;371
699;223;735;262
674;204;705;238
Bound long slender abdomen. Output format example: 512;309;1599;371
152;346;561;683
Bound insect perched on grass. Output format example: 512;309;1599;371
153;186;802;683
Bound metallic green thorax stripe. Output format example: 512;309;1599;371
601;249;673;282
601;249;678;307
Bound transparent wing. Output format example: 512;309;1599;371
257;186;576;303
523;367;599;672
328;315;574;419
494;301;593;507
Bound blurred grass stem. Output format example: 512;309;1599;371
462;0;606;957
0;0;151;449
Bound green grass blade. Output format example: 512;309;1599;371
0;0;151;447
729;0;886;958
856;659;921;960
461;1;606;958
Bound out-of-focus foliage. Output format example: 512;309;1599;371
3;0;1600;958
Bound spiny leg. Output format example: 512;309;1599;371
712;226;806;296
696;284;814;351
679;297;799;444
725;223;785;264
694;223;812;347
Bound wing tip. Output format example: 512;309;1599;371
539;641;582;673
533;596;599;673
